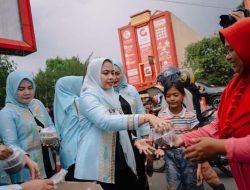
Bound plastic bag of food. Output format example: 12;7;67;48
152;128;176;147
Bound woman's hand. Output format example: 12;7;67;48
25;155;41;179
21;179;55;190
183;137;226;162
173;135;185;148
134;139;156;155
148;115;173;133
154;148;165;159
0;145;13;160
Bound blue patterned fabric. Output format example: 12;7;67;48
0;71;54;183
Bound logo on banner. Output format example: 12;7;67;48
123;30;131;40
139;28;147;36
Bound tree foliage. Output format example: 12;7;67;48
35;55;91;106
237;1;244;9
185;36;233;86
0;55;16;108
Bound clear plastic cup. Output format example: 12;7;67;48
152;128;176;147
2;148;25;174
40;127;59;145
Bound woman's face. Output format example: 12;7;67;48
225;40;244;74
16;79;34;104
113;65;123;87
101;61;114;90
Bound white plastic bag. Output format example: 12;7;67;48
152;128;177;147
50;169;68;185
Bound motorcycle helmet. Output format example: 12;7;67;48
180;69;195;85
157;66;181;86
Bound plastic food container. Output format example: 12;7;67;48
2;149;25;174
40;127;59;145
152;128;176;147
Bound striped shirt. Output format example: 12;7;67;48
158;107;199;134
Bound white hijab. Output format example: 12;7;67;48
80;58;120;108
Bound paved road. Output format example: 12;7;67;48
148;168;237;190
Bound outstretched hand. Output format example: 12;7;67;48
154;148;165;159
134;139;156;155
183;137;226;163
148;115;173;133
172;135;184;148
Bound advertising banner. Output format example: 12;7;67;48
153;16;175;71
120;27;140;84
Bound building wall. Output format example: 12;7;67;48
171;13;201;68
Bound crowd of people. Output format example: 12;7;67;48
0;12;249;190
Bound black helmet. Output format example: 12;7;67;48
157;66;181;86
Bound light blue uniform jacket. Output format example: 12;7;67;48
0;71;54;183
75;58;139;183
75;91;139;183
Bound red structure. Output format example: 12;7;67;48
244;0;249;10
118;10;180;92
0;0;36;56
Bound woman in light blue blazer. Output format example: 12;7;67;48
53;76;83;180
75;58;168;190
0;71;55;183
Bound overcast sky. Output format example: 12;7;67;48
13;0;242;74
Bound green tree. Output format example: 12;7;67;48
185;36;233;86
237;1;244;9
35;55;91;106
0;55;16;107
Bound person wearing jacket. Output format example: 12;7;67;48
0;145;54;190
53;76;83;180
75;58;170;190
0;71;55;183
175;18;250;190
113;60;151;190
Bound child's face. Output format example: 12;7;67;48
165;86;184;110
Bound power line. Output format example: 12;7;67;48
154;0;235;10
